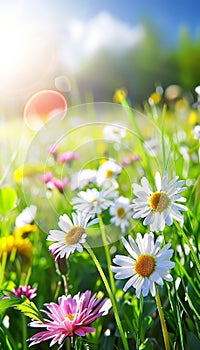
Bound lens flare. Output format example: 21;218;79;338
55;75;71;92
24;90;67;130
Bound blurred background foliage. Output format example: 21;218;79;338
74;22;200;105
0;19;199;117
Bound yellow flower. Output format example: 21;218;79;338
149;92;161;105
113;88;127;103
13;224;37;237
188;110;198;125
175;98;189;111
0;235;33;263
13;163;43;183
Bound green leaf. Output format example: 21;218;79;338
194;174;200;206
0;292;23;314
15;297;44;322
0;327;13;350
141;316;153;331
139;338;154;350
0;187;17;215
187;332;200;350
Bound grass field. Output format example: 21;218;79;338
0;87;200;350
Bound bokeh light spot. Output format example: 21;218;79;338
55;75;71;92
24;90;67;131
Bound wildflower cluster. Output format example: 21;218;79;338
0;85;199;350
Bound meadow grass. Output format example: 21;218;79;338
0;90;200;350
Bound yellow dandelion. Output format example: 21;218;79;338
113;88;127;103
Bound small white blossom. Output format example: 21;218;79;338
103;124;126;142
96;159;122;186
70;169;97;190
71;186;118;217
192;125;200;140
132;171;187;232
110;196;132;233
15;205;37;228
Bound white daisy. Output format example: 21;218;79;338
15;205;37;228
96;159;122;186
47;212;99;260
71;186;118;217
195;85;200;96
109;196;133;233
111;232;175;298
192;125;200;140
132;171;187;232
70;169;97;191
103;124;126;143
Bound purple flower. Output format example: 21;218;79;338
57;151;79;164
13;285;37;300
28;290;110;347
192;101;200;108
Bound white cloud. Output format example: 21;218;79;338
60;12;144;69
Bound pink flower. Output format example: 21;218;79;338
40;172;54;184
48;144;59;156
121;154;141;167
13;285;37;300
28;290;110;347
46;177;69;193
57;151;79;164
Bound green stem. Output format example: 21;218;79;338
22;314;27;350
121;99;143;141
136;295;144;350
174;221;200;274
85;243;129;350
161;104;167;170
98;215;116;293
66;337;71;350
121;98;154;182
155;286;171;350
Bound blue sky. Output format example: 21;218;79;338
12;0;199;41
25;0;200;42
0;0;199;95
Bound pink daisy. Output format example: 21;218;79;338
13;285;37;300
28;290;110;348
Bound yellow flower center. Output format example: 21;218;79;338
117;207;125;218
65;226;85;246
66;313;74;321
106;169;114;178
135;254;155;277
149;192;169;212
91;198;99;204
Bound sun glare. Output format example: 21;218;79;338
0;11;55;95
0;19;27;78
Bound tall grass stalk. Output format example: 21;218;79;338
85;243;129;350
155;286;171;350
